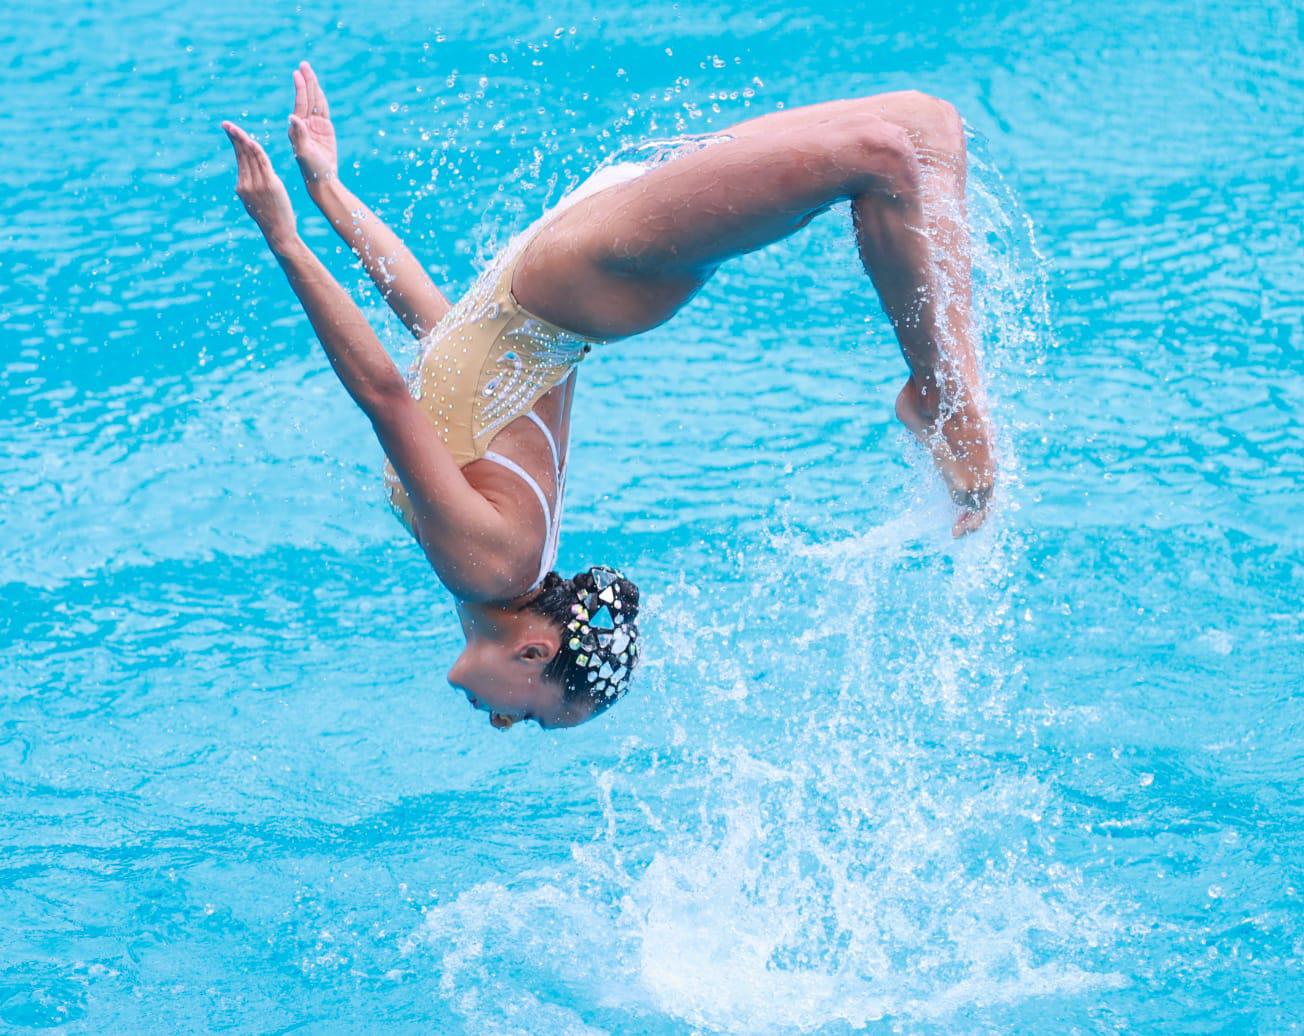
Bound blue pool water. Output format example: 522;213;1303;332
2;1;1301;1031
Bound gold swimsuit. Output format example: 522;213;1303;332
397;240;604;473
383;237;606;580
385;146;718;585
384;165;646;585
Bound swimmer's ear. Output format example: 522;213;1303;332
519;640;556;664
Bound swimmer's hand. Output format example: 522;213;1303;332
221;122;298;254
287;61;339;192
895;377;995;537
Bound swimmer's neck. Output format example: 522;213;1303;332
457;585;546;633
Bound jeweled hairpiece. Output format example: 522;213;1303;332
561;566;639;701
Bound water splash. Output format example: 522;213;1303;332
402;142;1123;1032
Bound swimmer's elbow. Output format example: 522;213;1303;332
442;563;533;605
357;370;413;419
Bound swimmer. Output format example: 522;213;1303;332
220;62;995;730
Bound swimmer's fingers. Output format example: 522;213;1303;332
220;120;247;162
222;121;297;247
221;121;258;174
222;122;276;186
288;62;339;188
292;67;310;120
301;60;331;119
221;122;258;194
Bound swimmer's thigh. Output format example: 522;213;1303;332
577;116;915;278
514;105;920;337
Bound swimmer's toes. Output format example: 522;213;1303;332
952;507;988;538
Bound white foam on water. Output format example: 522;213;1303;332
406;491;1125;1031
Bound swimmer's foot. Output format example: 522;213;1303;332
895;377;995;537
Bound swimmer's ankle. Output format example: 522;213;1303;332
894;374;987;430
894;375;996;520
894;376;938;431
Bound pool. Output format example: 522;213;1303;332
1;0;1300;1030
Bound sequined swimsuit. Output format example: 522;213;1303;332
384;238;607;583
384;163;649;586
386;144;725;586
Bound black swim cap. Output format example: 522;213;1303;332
530;566;641;712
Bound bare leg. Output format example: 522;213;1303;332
848;96;994;533
515;109;918;335
518;91;995;533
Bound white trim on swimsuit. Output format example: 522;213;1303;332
482;410;567;590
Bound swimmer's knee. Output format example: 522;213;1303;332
922;94;965;157
894;90;965;159
837;116;921;198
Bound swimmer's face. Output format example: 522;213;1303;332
447;606;591;731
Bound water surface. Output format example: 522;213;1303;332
1;0;1301;1030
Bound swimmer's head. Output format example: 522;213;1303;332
530;567;642;720
446;566;641;731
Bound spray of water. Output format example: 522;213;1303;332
401;128;1117;1031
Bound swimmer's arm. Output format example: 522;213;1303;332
287;60;451;338
272;236;528;599
307;178;453;339
222;119;526;599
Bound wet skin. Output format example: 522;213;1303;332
222;66;995;734
446;599;593;731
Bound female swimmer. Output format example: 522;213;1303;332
220;62;994;731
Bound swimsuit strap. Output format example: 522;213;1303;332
481;409;567;589
482;449;555;589
525;410;561;473
527;410;568;580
